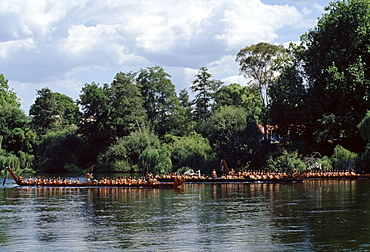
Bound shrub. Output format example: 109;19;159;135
165;131;213;172
318;156;333;171
266;150;306;173
98;129;160;172
0;149;35;174
330;145;358;171
139;147;172;175
64;164;81;173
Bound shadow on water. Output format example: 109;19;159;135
1;180;370;251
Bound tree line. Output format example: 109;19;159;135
2;0;370;175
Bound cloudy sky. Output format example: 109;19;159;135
0;0;331;113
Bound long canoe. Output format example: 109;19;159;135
4;167;184;189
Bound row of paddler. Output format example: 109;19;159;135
17;175;163;186
155;169;370;182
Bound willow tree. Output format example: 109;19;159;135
0;74;35;172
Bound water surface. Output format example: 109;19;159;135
1;179;370;251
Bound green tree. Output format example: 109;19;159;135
110;72;147;137
0;149;34;173
137;66;184;136
30;88;81;136
204;106;262;169
0;103;35;153
358;110;370;143
78;73;146;165
164;131;213;173
236;42;285;106
0;74;35;173
331;145;359;171
214;83;263;120
236;43;286;141
190;67;223;121
297;0;370;146
30;88;58;135
35;129;84;173
153;147;172;174
0;74;20;107
139;146;172;174
358;111;370;171
268;62;307;142
177;88;194;135
78;82;110;145
54;92;82;126
98;129;160;172
265;150;306;173
179;88;192;115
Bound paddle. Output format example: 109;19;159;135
2;167;8;186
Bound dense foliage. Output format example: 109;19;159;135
2;0;370;175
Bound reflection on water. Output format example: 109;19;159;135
1;180;370;251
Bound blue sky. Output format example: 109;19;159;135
0;0;331;113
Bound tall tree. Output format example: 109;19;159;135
173;89;194;136
214;83;263;120
268;62;307;142
297;0;370;146
0;74;20;107
110;72;147;137
236;42;285;106
78;82;111;166
78;73;146;167
54;92;82;126
179;88;192;118
0;74;35;172
0;103;35;153
29;88;59;135
204;105;262;169
30;88;81;136
190;67;222;121
137;66;183;136
236;43;285;141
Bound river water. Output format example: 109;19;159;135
1;178;370;251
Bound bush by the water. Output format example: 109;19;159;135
265;150;306;173
318;156;333;171
330;145;359;171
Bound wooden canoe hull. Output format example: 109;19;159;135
5;167;183;189
15;181;181;188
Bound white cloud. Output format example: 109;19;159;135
0;0;78;39
61;24;149;67
62;24;120;56
314;3;327;13
221;75;246;86
0;38;36;58
0;0;332;112
216;0;302;47
302;7;313;15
